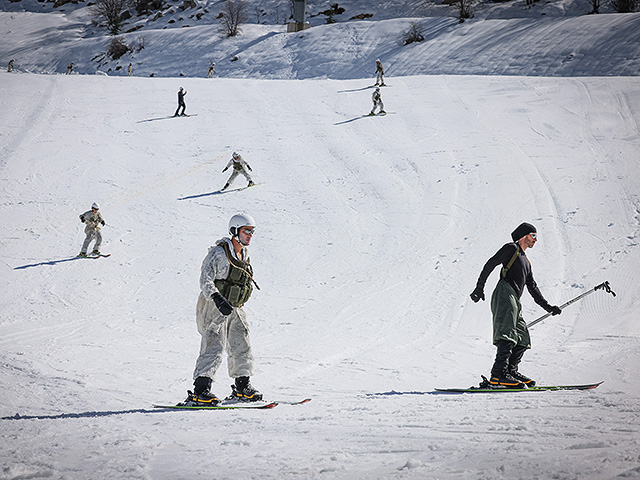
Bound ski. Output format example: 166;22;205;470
433;381;603;394
272;398;311;405
153;402;278;410
77;253;110;258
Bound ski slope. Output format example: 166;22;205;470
1;69;639;479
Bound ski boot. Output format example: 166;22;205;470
182;390;220;406
183;377;220;406
247;181;255;187
78;252;87;257
380;110;386;114
488;372;526;389
368;112;375;116
228;376;263;402
508;369;536;387
92;250;100;256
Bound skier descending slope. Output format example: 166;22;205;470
470;223;562;388
368;87;386;116
221;151;254;191
78;202;105;257
185;213;263;406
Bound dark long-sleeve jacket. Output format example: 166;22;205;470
475;242;553;312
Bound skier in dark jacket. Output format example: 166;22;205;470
470;222;561;388
174;87;187;116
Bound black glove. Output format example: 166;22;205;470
79;215;85;223
212;292;233;316
222;167;228;172
470;286;485;303
549;305;562;316
247;165;252;171
101;220;105;226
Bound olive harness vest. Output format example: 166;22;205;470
501;243;531;279
214;242;260;307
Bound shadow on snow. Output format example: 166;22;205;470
2;408;171;421
13;256;96;270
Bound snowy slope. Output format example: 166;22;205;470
1;69;639;479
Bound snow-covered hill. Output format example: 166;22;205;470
1;0;640;77
1;0;640;478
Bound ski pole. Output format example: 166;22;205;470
527;281;616;328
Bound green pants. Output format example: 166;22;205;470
490;280;531;348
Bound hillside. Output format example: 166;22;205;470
1;0;640;77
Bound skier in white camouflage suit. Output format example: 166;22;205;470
78;203;105;257
221;152;254;191
186;213;262;405
369;87;386;115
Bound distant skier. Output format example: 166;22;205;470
221;152;254;191
369;87;386;116
128;63;133;76
207;61;215;78
7;59;14;73
186;213;262;406
174;87;187;116
78;203;105;257
374;59;385;86
470;223;562;388
67;62;74;75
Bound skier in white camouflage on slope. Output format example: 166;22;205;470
221;152;254;191
78;202;105;257
186;213;262;405
369;87;386;116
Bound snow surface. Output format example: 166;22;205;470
1;2;640;479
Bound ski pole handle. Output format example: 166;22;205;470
527;281;616;328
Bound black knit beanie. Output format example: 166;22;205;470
511;222;536;242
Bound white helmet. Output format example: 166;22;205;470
228;213;256;237
232;151;239;159
91;202;100;210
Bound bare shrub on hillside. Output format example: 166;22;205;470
92;0;128;34
107;36;130;59
403;22;425;45
219;0;248;37
454;0;475;22
586;0;602;13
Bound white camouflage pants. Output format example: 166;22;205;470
81;229;102;254
370;99;384;114
225;168;252;187
193;292;254;381
376;71;384;85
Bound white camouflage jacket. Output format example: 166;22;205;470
199;237;250;299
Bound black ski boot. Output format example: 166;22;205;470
183;376;220;406
489;340;526;388
229;376;263;402
508;344;536;386
489;372;527;389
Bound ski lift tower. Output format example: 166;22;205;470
287;0;310;32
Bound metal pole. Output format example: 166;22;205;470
527;281;616;328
